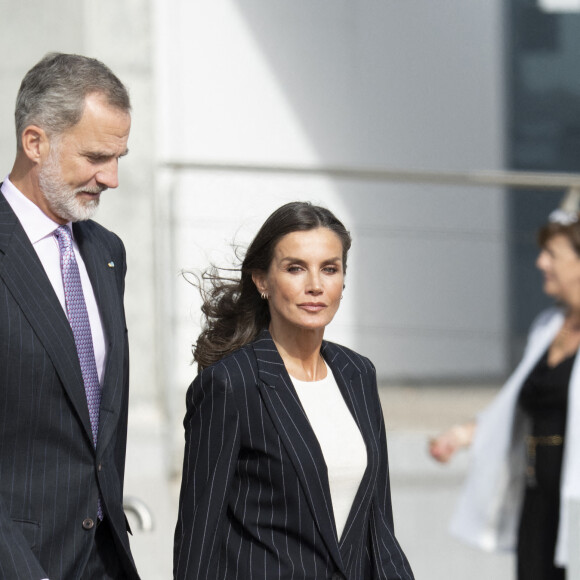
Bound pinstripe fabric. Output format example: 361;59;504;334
174;330;414;580
0;191;139;579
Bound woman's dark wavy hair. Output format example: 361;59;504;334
192;201;352;370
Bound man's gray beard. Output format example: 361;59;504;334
38;143;102;222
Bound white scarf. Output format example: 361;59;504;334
450;307;580;567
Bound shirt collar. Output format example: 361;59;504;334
1;175;73;245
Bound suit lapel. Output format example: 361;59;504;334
253;331;345;572
321;342;379;552
73;222;124;455
0;194;94;443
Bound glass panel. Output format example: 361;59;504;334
507;0;580;361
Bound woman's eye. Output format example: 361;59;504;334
323;266;338;274
287;266;302;273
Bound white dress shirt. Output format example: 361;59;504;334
292;367;368;540
1;176;107;383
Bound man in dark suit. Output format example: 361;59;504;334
0;53;140;579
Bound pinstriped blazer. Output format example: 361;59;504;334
0;191;139;579
174;330;414;580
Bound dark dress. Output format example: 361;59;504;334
517;349;574;580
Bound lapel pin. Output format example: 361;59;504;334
107;261;115;268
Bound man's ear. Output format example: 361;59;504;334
20;125;50;164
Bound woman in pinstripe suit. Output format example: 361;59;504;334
174;202;414;580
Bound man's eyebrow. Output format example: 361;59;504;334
84;148;130;159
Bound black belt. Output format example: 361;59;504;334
525;434;564;487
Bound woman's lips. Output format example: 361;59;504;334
298;303;326;312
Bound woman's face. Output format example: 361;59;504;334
253;227;345;336
536;233;580;304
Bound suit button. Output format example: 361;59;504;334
82;518;95;530
98;463;102;472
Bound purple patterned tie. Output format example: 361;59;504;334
55;225;103;518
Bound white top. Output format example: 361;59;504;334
450;307;580;567
291;368;367;540
1;176;107;383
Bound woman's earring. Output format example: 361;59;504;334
260;292;268;300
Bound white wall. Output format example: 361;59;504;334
0;0;508;463
154;0;508;403
0;0;507;398
0;0;157;407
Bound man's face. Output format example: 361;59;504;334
37;92;131;223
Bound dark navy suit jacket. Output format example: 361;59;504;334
0;191;139;579
174;330;414;580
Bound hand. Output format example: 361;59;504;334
428;422;475;463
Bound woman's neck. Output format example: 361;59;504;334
269;324;326;382
565;305;580;328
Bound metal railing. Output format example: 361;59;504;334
160;160;580;194
123;496;154;532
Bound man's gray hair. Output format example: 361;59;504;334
15;52;131;149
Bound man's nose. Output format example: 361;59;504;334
96;159;119;189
